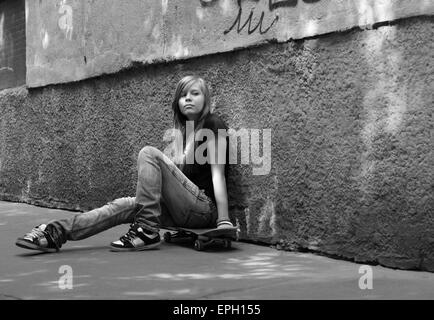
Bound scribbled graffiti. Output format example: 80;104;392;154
199;0;217;5
269;0;297;10
224;0;278;34
269;0;321;11
201;0;321;35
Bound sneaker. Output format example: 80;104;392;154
15;224;59;253
110;223;161;252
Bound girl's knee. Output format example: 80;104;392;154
109;197;136;210
138;146;161;159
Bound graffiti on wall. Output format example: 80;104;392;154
201;0;321;35
26;0;434;88
224;0;279;35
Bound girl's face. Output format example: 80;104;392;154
178;82;205;121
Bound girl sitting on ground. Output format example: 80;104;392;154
16;75;234;252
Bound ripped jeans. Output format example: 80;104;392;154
47;146;218;248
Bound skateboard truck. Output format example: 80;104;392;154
163;226;239;251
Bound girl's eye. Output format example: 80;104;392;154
180;90;200;98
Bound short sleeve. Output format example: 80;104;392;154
203;114;228;135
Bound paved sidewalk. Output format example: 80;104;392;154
1;201;433;300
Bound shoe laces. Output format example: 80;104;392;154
26;226;46;240
120;225;139;242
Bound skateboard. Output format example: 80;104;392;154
163;226;239;251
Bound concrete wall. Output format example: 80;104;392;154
1;15;433;271
26;0;434;87
0;0;26;90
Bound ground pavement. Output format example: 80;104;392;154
0;200;433;300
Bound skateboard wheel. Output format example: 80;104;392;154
224;239;231;249
163;232;172;243
194;240;204;251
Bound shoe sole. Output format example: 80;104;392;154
109;241;162;252
15;239;58;253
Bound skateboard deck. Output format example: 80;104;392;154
163;226;239;251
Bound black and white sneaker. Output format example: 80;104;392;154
110;223;161;252
16;224;59;253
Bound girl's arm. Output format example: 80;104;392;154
208;134;232;227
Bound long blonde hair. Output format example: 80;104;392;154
171;76;212;171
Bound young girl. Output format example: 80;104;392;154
16;75;233;252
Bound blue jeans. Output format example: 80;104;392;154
47;146;218;248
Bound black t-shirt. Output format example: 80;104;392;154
182;113;228;204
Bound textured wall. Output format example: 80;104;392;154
0;0;26;90
26;0;434;87
1;17;433;271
